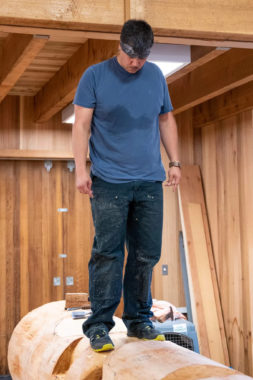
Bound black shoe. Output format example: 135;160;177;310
127;323;165;341
89;328;115;352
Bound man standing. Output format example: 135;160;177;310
72;19;181;352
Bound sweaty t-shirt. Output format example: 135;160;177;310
73;56;173;183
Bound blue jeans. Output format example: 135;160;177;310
83;176;163;336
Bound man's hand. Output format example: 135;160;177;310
76;171;93;198
166;167;181;192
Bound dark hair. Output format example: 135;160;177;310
120;19;154;58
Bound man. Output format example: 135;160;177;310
72;19;181;352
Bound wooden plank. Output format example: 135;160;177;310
19;162;29;318
0;34;48;103
219;116;245;372
188;202;224;362
0;0;253;43
170;49;253;114
0;95;20;149
152;144;185;306
0;149;74;160
0;163;7;374
124;0;131;21
178;165;229;365
193;81;253;128
166;47;228;85
237;110;253;375
0;0;125;29
62;165;91;298
34;39;119;123
176;109;194;165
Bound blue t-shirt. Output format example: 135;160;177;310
73;56;173;183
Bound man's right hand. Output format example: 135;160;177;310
76;171;93;198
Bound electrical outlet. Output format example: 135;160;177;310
162;265;168;275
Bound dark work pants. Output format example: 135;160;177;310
82;176;163;336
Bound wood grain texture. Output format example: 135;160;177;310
103;341;248;380
193;81;253;128
170;49;253;114
0;0;253;44
152;144;185;307
130;0;253;40
0;0;125;28
198;110;253;375
34;39;119;123
0;95;20;149
178;165;229;365
0;160;92;373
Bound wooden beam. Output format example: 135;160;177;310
130;0;253;42
0;0;253;44
34;39;118;123
1;25;253;49
193;81;253;128
170;49;253;114
166;47;229;85
0;34;48;103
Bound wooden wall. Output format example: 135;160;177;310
2;90;253;375
0;160;93;374
192;109;253;375
0;95;72;153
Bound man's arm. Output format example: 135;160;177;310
72;105;94;197
159;111;181;191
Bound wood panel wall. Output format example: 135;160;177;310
193;109;253;375
0;95;72;153
0;160;93;374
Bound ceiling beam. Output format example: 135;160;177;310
166;47;229;85
169;49;253;115
34;39;119;123
0;0;253;45
193;81;253;128
0;34;48;103
0;25;253;49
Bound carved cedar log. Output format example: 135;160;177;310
8;301;252;379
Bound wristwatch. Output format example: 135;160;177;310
169;161;181;169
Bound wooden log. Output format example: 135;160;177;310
8;300;252;379
8;300;128;380
103;341;251;379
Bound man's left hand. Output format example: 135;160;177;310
166;167;181;192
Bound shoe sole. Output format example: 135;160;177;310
143;334;165;341
127;333;166;341
93;343;115;352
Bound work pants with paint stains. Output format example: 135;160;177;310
83;175;163;335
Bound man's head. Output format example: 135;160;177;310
117;19;154;74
